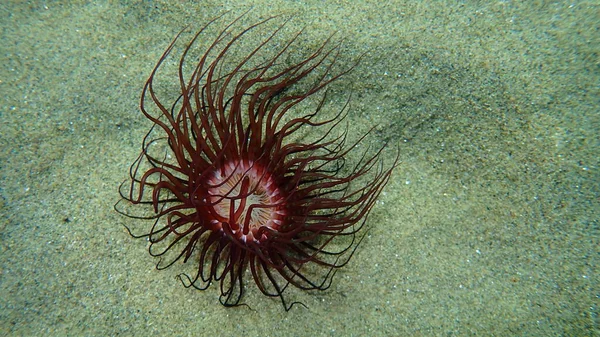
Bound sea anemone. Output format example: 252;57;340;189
116;14;398;310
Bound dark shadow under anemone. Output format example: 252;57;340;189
115;13;398;310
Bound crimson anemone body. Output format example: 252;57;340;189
117;15;397;309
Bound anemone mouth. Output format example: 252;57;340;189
204;159;287;243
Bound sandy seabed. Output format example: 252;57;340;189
0;1;597;336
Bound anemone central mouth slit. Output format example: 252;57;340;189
206;160;286;242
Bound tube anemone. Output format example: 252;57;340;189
116;14;398;310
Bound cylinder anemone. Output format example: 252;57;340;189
116;14;398;310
